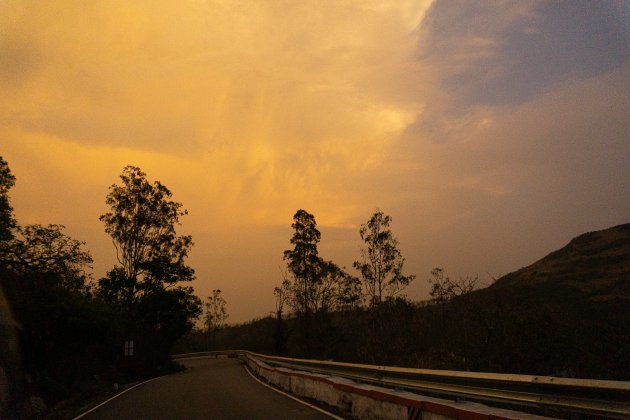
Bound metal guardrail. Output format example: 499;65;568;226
173;350;240;359
174;351;630;418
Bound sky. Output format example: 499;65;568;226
2;0;629;323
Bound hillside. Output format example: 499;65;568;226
457;223;630;378
490;223;630;300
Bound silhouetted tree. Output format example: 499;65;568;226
0;157;23;417
204;289;228;349
3;224;93;293
98;166;201;363
273;277;290;354
283;209;322;319
353;210;415;306
99;166;194;304
314;261;361;313
0;158;121;413
428;267;478;304
0;156;16;244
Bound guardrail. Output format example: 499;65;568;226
173;351;240;359
173;351;630;419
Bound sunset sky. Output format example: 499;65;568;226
2;0;629;322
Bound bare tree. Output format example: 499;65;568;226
273;274;291;355
428;267;479;304
204;289;228;349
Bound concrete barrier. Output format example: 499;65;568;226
244;355;549;420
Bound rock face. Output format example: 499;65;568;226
490;223;630;300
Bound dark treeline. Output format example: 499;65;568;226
178;280;630;381
176;214;630;382
0;159;201;417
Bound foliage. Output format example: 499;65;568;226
137;285;202;347
353;210;415;306
274;279;289;317
0;156;16;243
204;289;228;331
0;158;125;414
427;267;479;304
2;224;93;293
283;209;322;318
98;166;201;368
281;210;364;355
98;166;194;305
282;210;361;317
313;261;361;313
204;289;228;349
273;278;290;354
0;159;205;415
3;268;125;401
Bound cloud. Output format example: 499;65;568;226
416;0;630;109
2;0;628;321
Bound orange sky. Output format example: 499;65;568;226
2;0;629;322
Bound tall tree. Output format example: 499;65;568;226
204;289;228;349
98;166;201;358
0;157;22;417
0;156;16;244
353;210;415;306
98;166;195;308
283;209;322;318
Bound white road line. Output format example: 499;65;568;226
72;375;165;420
244;365;345;420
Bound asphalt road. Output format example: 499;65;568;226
78;357;334;420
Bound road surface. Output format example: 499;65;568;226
78;357;334;419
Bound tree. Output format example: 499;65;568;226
353;210;415;306
0;156;16;244
313;261;361;313
273;277;290;355
204;289;228;349
283;209;322;318
3;224;93;293
0;157;22;417
428;267;478;304
97;166;201;359
98;166;196;308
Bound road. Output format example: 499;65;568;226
78;357;334;419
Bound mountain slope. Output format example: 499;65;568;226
458;223;630;378
490;223;630;300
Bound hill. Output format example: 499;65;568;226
491;223;630;301
457;223;630;378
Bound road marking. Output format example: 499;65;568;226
244;365;345;420
72;375;165;420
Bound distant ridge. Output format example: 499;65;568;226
490;223;630;301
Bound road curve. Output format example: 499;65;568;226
78;357;334;419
